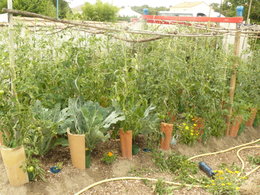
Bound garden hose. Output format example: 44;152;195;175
74;176;202;195
188;138;260;161
236;145;260;176
246;165;260;177
74;139;260;194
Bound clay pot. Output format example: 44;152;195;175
229;116;243;137
67;129;86;169
0;146;29;186
0;131;3;146
167;112;176;123
160;122;173;150
245;108;257;127
119;129;132;160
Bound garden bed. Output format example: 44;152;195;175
0;127;259;195
0;19;259;195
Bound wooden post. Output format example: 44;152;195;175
246;0;253;24
7;0;18;100
226;28;241;136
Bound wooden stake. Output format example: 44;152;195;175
246;0;253;24
7;0;17;98
2;9;224;38
226;28;241;136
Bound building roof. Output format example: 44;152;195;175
171;1;204;9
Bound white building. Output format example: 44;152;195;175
0;13;8;23
118;7;141;18
163;1;222;17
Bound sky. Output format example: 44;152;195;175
67;0;223;8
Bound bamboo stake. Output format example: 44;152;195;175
7;0;17;99
2;9;224;38
226;28;241;136
246;0;253;24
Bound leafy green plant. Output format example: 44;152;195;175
248;155;260;165
62;98;125;151
154;179;175;195
23;100;69;156
152;151;198;183
101;152;117;165
82;0;119;22
0;21;258;157
0;0;56;17
176;117;201;145
25;158;45;182
0;107;30;148
113;99;159;138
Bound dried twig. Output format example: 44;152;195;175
2;9;224;38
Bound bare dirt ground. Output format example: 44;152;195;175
0;127;259;195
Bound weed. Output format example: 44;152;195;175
152;151;198;183
154;179;175;195
248;155;260;165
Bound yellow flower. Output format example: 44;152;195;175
212;183;216;186
185;126;189;130
190;133;194;136
240;176;248;180
217;170;224;174
183;123;186;126
227;183;232;186
193;124;197;127
210;180;215;183
221;183;225;186
219;177;224;180
225;168;232;172
236;187;240;190
107;152;113;157
234;171;240;174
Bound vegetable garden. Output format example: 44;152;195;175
0;9;259;195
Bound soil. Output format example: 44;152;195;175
0;127;259;195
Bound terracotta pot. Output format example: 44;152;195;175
0;145;29;186
160;122;173;150
167;112;176;123
119;129;132;160
229;116;243;137
245;108;257;127
67;129;86;169
0;131;3;146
